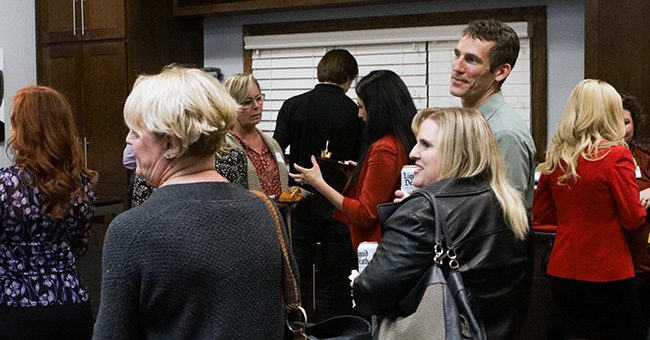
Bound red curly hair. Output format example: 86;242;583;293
8;86;97;219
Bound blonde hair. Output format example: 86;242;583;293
223;73;260;104
537;79;625;184
412;107;528;240
124;65;238;158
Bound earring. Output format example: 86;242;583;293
164;154;172;160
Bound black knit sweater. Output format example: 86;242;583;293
93;182;287;339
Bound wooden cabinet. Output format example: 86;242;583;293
40;44;84;132
37;0;203;201
37;0;125;43
41;42;128;197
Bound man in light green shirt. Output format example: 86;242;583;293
449;19;536;212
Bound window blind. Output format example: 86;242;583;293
245;23;530;135
252;42;428;133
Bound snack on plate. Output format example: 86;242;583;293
278;186;302;202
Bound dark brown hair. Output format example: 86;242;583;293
8;86;96;218
620;90;645;139
317;49;358;84
463;19;519;78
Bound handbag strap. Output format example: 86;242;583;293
252;191;307;339
252;191;302;308
417;190;460;270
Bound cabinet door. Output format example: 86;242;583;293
37;0;125;43
82;41;128;198
82;0;125;40
40;42;128;197
39;44;84;133
37;0;82;43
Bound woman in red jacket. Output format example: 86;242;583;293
533;79;647;339
291;70;415;249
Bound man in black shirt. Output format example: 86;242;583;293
274;49;362;321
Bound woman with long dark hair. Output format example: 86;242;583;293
292;70;416;249
0;86;97;339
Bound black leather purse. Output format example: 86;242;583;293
377;191;487;340
302;315;372;340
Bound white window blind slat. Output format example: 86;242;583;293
505;71;530;85
254;68;317;80
258;78;317;90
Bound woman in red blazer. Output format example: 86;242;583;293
533;79;647;339
291;70;415;250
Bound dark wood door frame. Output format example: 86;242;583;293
243;6;548;161
173;0;419;16
585;0;650;142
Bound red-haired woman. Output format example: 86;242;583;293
0;86;97;339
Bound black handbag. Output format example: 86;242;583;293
303;315;372;340
253;192;371;340
377;191;487;340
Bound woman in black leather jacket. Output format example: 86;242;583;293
353;107;530;339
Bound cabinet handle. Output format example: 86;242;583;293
80;0;86;36
83;137;89;167
72;0;77;36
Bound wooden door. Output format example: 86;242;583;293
37;0;125;43
37;0;81;43
82;0;126;41
39;44;85;133
40;42;128;198
82;41;128;198
585;0;650;141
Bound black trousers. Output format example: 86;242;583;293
291;215;357;323
548;276;646;340
0;301;93;340
635;273;650;333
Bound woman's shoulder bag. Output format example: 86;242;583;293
377;190;487;340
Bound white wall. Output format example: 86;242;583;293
204;0;584;146
0;0;37;166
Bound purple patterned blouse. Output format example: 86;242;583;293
0;166;95;307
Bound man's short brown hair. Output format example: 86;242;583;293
463;19;519;73
317;49;358;85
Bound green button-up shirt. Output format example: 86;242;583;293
479;90;537;214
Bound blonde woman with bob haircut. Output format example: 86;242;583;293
354;107;530;339
224;73;288;196
533;79;647;339
94;65;294;339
